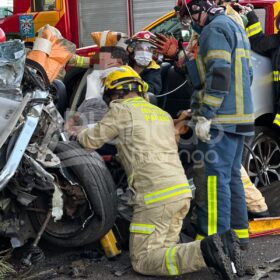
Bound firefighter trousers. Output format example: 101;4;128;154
194;129;249;245
129;198;206;276
240;166;268;213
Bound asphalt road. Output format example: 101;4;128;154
6;234;280;280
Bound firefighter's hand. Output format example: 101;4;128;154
67;125;84;138
64;113;81;133
193;116;211;142
150;33;179;59
174;110;192;144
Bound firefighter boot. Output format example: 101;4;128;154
221;229;245;277
200;234;234;280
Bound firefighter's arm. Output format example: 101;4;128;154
77;103;121;149
197;27;231;119
246;11;280;55
67;54;94;68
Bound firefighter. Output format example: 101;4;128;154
152;0;269;221
241;7;280;129
0;28;6;43
126;31;162;95
74;65;242;279
155;0;254;249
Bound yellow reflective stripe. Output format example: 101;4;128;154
275;113;280;120
144;183;190;205
129;223;155;234
123;96;143;103
212;113;254;124
246;22;262;38
273;71;280;82
195;234;205;240
76;56;85;67
234;228;249;239
196;54;206;84
208;176;217;236
204;50;231;64
147;59;160;70
235;48;251;115
242;177;252;188
273;119;280;127
165;247;179;275
273;114;280;127
203;94;223;107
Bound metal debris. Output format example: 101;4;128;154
112;265;132;277
250;257;280;280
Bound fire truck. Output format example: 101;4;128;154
0;0;174;53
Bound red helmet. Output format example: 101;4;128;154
131;31;155;42
0;28;6;43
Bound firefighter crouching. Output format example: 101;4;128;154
73;66;243;279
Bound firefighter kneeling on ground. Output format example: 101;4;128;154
71;65;243;279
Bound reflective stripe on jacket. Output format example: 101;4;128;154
190;13;254;135
78;96;191;209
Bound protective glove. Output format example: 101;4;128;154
150;33;179;59
193;116;211;142
27;24;76;83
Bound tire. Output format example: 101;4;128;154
29;141;117;247
242;126;280;187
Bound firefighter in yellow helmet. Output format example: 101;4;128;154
76;66;243;279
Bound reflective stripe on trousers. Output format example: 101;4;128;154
165;246;179;275
144;183;190;205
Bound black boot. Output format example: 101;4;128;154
220;229;245;277
248;210;270;219
200;234;234;280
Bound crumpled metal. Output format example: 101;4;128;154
0;40;26;101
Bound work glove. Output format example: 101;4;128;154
193;116;211;142
150;33;179;59
27;24;76;83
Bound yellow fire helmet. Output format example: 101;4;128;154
104;65;149;95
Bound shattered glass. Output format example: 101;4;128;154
0;40;26;101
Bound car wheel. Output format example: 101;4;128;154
243;126;280;187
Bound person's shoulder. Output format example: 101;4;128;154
210;13;233;26
207;13;240;34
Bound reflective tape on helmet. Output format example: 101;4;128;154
165;247;179;276
129;223;155;234
246;22;262;38
144;183;190;205
207;176;217;236
233;228;249;239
